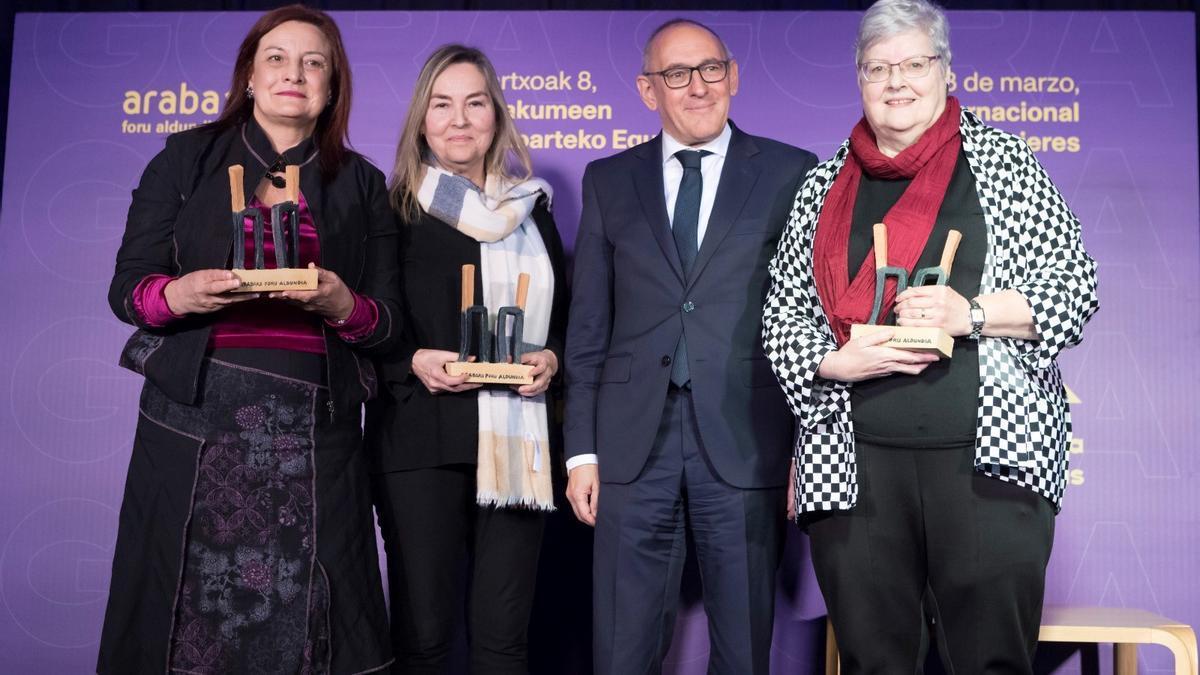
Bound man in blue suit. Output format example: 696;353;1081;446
564;18;818;675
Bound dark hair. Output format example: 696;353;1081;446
211;4;352;176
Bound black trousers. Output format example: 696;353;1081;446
373;464;546;675
593;387;786;675
807;441;1055;675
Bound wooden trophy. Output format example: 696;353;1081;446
227;164;318;292
444;264;536;385
849;223;958;359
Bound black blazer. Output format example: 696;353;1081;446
108;118;403;420
365;201;568;473
564;123;817;488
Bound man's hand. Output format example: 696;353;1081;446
566;464;599;527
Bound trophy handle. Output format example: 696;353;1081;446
939;229;962;279
868;222;909;324
229;165;246;269
268;164;302;269
229;165;245;212
495;273;531;364
461;264;475;310
913;229;963;287
285;165;299;202
458;263;472;360
872;222;888;270
268;165;302;269
515;272;530;309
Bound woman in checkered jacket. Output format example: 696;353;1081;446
762;0;1098;671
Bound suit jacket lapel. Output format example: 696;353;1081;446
631;135;684;283
688;126;760;289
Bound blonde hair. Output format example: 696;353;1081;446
388;44;532;219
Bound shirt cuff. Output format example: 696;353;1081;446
327;293;378;341
132;274;184;327
565;454;598;471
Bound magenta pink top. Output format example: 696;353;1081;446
131;193;379;354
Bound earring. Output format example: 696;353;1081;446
246;85;254;99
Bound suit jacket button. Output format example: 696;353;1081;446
661;355;672;367
682;301;695;313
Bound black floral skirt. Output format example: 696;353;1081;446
98;349;391;675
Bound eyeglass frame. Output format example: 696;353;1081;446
858;55;942;83
642;59;732;89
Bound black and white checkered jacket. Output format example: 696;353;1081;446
763;109;1099;516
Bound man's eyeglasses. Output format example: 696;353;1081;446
644;60;731;89
859;55;940;83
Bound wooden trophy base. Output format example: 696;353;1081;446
850;324;954;359
445;361;535;385
231;267;319;292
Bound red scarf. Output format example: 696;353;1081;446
813;96;962;345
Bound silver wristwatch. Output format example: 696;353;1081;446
968;298;986;340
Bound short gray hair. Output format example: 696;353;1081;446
855;0;951;67
641;18;731;74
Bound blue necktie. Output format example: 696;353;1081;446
670;149;709;387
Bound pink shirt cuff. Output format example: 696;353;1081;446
327;293;379;342
132;274;184;327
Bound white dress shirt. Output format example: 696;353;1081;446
567;124;732;472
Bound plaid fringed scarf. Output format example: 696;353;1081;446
417;165;556;510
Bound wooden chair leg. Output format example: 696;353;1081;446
1156;624;1199;675
1114;643;1138;675
825;617;840;675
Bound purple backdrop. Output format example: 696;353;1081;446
0;10;1195;674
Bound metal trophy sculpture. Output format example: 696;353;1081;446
227;164;318;292
849;223;961;358
444;264;536;385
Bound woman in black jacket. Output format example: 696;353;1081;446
365;44;567;674
100;6;398;673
